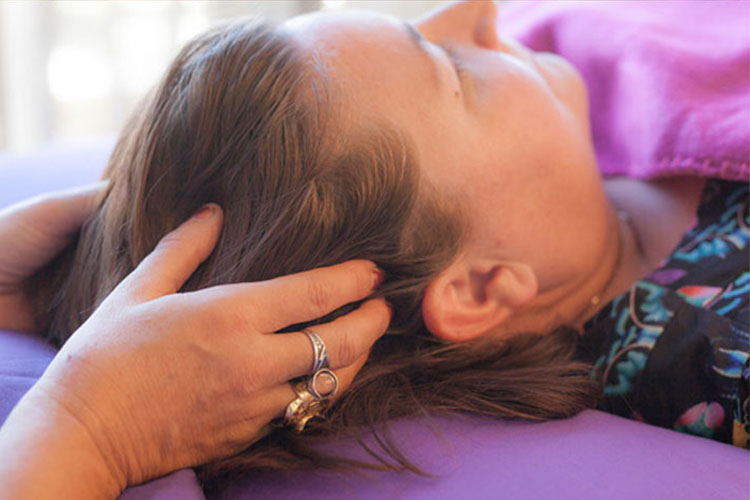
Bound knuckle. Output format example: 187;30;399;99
305;279;334;318
158;273;180;296
333;332;359;367
236;349;268;390
204;297;248;335
157;231;188;253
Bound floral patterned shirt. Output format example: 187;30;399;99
576;178;749;448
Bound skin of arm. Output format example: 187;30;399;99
0;183;123;499
0;388;124;500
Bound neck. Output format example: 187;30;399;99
566;202;648;329
498;194;650;336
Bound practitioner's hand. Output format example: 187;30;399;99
0;181;109;332
17;203;390;492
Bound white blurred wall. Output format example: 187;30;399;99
0;0;444;153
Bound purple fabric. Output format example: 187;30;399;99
118;470;207;500
0;138;114;208
2;328;747;500
0;330;56;421
498;0;750;182
224;412;749;500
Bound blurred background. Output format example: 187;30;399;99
0;0;445;154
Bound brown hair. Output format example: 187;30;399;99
24;17;597;497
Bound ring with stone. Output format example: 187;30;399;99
307;368;339;400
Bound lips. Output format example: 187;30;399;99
501;36;553;88
498;34;538;70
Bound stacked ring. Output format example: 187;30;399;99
308;367;339;399
303;328;329;372
284;380;324;432
282;328;341;432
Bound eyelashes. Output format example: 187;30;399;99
438;44;468;86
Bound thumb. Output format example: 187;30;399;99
113;203;224;304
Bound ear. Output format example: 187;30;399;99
421;256;538;342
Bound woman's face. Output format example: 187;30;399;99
284;1;614;337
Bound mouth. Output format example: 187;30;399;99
498;35;540;72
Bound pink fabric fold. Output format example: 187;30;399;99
498;0;750;182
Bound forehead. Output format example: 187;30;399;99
283;10;402;61
281;10;465;192
282;12;430;114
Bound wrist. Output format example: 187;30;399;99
0;388;126;500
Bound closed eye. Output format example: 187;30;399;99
437;44;468;87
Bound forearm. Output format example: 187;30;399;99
0;389;125;500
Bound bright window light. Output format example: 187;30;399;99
46;45;113;101
322;0;348;10
113;16;171;94
177;11;210;45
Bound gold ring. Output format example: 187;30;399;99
283;379;325;432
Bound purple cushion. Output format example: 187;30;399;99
1;329;747;500
227;411;749;500
1;143;747;499
0;139;113;208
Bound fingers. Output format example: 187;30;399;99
39;180;111;235
0;180;110;282
269;298;392;382
265;349;370;421
199;259;383;333
0;180;109;236
114;204;224;303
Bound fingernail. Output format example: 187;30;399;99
192;203;215;220
372;267;385;288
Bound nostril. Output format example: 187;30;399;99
473;21;495;47
474;0;500;48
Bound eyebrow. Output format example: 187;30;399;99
401;21;442;91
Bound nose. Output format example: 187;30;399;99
414;0;533;63
413;0;502;51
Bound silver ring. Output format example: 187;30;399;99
307;368;339;400
302;328;329;372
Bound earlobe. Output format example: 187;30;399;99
422;259;538;343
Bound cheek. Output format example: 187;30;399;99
480;53;586;134
533;53;589;122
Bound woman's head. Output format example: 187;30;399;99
36;15;462;342
283;0;617;343
26;1;599;491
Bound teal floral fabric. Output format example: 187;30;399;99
577;179;749;448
